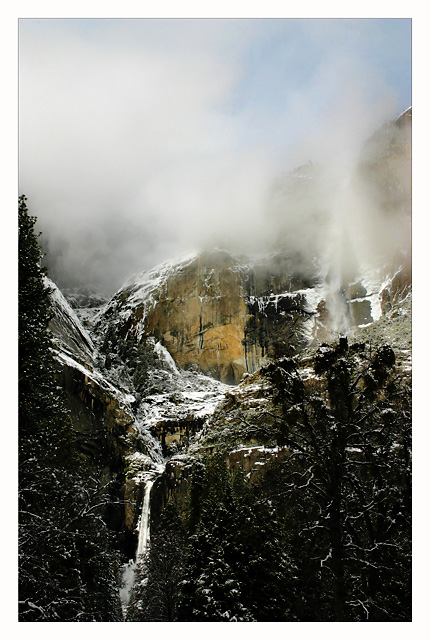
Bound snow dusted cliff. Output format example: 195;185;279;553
46;273;229;472
93;246;409;385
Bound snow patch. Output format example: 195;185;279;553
154;341;179;374
45;276;95;359
53;349;135;416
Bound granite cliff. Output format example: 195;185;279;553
95;249;323;384
94;245;410;385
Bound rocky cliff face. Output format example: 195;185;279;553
95;247;410;385
46;276;228;543
358;106;411;209
354;106;412;279
96;250;325;384
149;288;411;535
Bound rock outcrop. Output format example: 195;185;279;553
96;250;325;384
95;248;411;385
46;105;412;542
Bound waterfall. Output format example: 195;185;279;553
119;476;155;616
136;479;154;558
322;172;360;335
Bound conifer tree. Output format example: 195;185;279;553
264;339;412;621
177;457;292;621
18;196;122;621
18;194;73;466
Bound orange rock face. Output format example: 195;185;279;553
100;250;318;384
143;252;252;383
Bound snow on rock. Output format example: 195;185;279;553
154;341;179;374
245;284;325;317
100;252;199;342
95;249;329;383
137;368;228;429
45;276;95;362
53;349;135;416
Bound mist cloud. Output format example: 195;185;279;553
18;19;411;295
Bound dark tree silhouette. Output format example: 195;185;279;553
263;339;411;621
18;196;122;621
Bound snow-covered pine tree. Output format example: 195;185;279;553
18;196;122;621
177;457;292;621
263;339;411;621
18;194;74;466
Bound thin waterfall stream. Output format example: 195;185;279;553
119;475;156;617
136;479;154;558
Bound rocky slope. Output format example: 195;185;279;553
152;273;411;514
43;254;412;621
47;238;411;558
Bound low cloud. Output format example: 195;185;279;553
19;19;411;294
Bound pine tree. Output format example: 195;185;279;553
18;196;122;621
263;339;412;621
229;472;294;621
177;457;292;621
18;194;73;466
127;501;187;621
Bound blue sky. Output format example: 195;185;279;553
18;18;411;291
